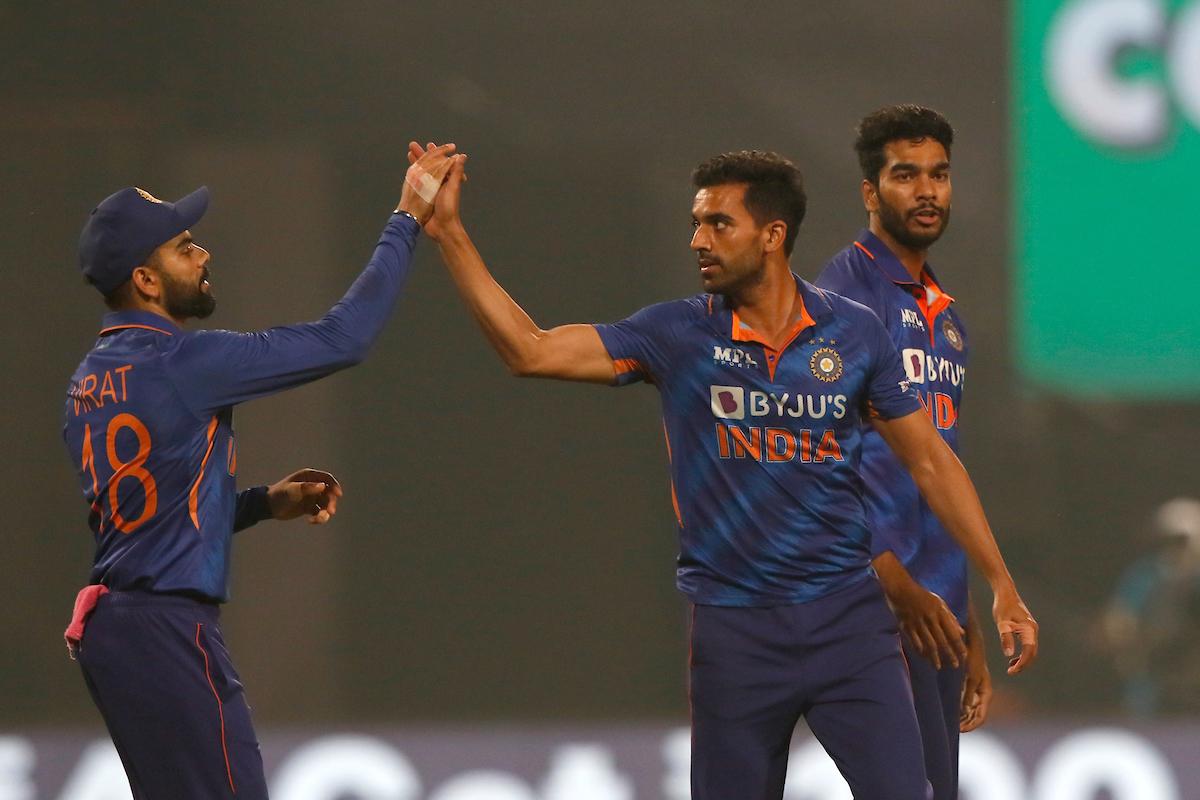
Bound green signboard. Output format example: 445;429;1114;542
1013;0;1200;398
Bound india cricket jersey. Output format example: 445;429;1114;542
816;230;969;622
62;213;421;602
594;275;922;606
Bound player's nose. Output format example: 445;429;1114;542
914;174;936;199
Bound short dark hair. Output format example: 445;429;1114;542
100;279;135;311
95;249;159;310
692;150;807;255
855;105;954;184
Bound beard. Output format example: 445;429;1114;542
702;251;768;300
160;267;216;320
878;195;950;251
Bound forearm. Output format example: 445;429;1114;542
436;222;549;376
912;445;1015;595
872;551;919;601
966;596;986;650
314;213;422;363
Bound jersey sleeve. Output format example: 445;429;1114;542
592;299;689;386
862;306;923;420
233;486;272;533
166;214;420;416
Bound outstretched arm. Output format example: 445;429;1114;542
414;144;616;383
174;144;460;416
872;409;1039;674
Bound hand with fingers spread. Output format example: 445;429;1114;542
994;587;1039;674
875;552;966;669
396;142;458;225
267;468;344;525
407;141;468;242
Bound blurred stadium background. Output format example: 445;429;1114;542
4;0;1200;797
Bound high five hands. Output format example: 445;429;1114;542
406;141;468;241
396;142;460;225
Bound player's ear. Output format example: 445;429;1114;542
130;265;160;301
763;220;787;254
861;179;879;213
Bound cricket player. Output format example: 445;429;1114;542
816;105;984;799
417;144;1038;799
62;143;456;798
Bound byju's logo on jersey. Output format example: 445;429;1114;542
710;385;746;419
712;346;759;369
900;308;927;331
901;347;966;387
902;348;927;384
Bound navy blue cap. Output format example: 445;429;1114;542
79;186;210;294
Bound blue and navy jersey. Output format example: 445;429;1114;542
815;229;970;622
594;275;922;607
62;213;421;602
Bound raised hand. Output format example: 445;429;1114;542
267;468;343;524
407;141;468;242
396;142;457;225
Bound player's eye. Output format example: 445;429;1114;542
715;221;728;231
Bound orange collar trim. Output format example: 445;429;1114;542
99;323;175;337
730;301;816;349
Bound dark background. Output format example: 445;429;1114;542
3;1;1192;726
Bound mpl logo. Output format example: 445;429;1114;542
710;386;745;419
900;308;926;331
712;346;759;369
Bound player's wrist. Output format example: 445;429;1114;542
393;200;428;225
394;209;422;228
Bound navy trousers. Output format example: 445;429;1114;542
76;591;269;799
689;576;932;800
902;631;966;800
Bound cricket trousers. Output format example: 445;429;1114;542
689;575;932;800
901;631;966;800
76;591;269;799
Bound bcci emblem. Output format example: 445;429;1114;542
135;187;163;204
810;347;843;383
942;318;964;352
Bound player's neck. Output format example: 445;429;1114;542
727;261;804;348
868;218;928;283
122;297;188;329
